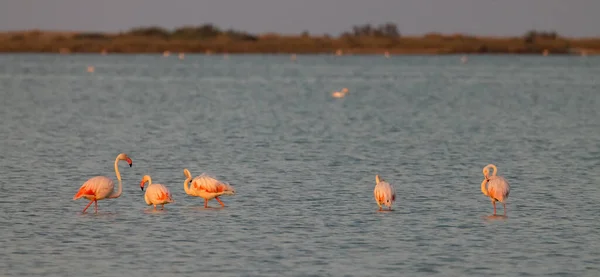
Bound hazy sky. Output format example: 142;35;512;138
1;0;599;37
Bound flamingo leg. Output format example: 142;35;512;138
153;204;157;210
94;200;98;213
161;204;164;210
82;200;94;213
503;203;507;216
204;199;208;208
215;196;225;207
492;201;497;215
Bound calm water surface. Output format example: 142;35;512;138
1;54;599;276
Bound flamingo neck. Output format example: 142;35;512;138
490;165;498;176
183;169;192;195
110;156;123;198
481;179;489;196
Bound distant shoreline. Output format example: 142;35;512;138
0;51;593;56
1;25;598;55
0;52;589;56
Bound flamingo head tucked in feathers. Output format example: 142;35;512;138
140;175;151;191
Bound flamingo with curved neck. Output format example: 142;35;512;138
481;164;497;196
183;168;236;208
140;175;173;210
73;153;132;213
480;164;510;216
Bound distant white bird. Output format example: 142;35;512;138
374;175;396;211
480;164;510;216
332;88;349;98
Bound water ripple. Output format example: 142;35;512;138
0;55;599;276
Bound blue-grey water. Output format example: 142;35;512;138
1;54;599;276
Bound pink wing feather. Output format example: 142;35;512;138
192;174;234;193
73;176;113;200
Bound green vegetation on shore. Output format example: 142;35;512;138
1;23;599;55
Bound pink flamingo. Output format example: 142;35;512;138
374;174;396;211
73;153;133;213
183;168;236;208
140;175;174;210
481;164;510;215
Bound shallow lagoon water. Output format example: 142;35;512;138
1;54;600;276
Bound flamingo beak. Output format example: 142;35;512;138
126;157;133;167
140;181;145;191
